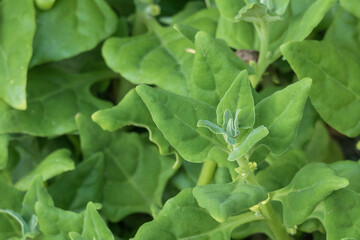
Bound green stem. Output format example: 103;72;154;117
251;20;270;88
236;157;291;240
196;160;217;186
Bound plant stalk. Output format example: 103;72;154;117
196;160;217;186
236;157;291;240
251;20;270;88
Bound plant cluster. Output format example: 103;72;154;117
0;0;360;239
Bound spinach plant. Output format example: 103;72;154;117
0;0;359;239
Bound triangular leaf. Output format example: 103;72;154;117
216;70;255;128
136;85;226;163
254;78;312;154
272;162;349;227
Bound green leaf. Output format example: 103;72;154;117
232;220;275;240
272;162;349;227
92;89;173;155
189;32;251;107
305;121;343;163
0;210;23;239
215;0;246;22
133;189;263;240
228;125;269;161
256;149;308;191
325;9;360;59
30;0;117;66
136;85;226;163
340;0;360;19
0;178;23;212
0;65;114;136
281;40;360;137
254;78;312;155
0;135;9;169
102;9;218;96
235;3;281;23
193;181;268;222
324;189;360;240
35;201;83;240
48;153;104;211
22;176;54;220
81;202;114;240
0;0;35;110
15;149;75;191
216;0;336;59
216;70;255;128
330;160;360;193
76;114;176;221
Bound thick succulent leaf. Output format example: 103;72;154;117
281;41;360;137
189;32;251;107
324;189;360;240
0;134;9;169
330;160;360;193
271;162;349;227
228;125;269;161
216;70;255;128
102;9;218;96
76;114;176;221
35;201;83;240
136;85;226;163
193;181;268;222
0;178;23;212
15;149;75;191
254;78;311;155
0;65;114;136
92;89;173;155
340;0;360;19
256;149;308;191
49;153;104;211
133;189;263;240
22;176;54;220
81;202;114;240
31;0;117;66
0;0;35;110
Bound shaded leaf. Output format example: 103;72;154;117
0;135;9;169
15;149;75;191
31;0;117;66
340;0;360;19
324;189;360;240
77;114;176;221
49;153;104;211
0;65;114;136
